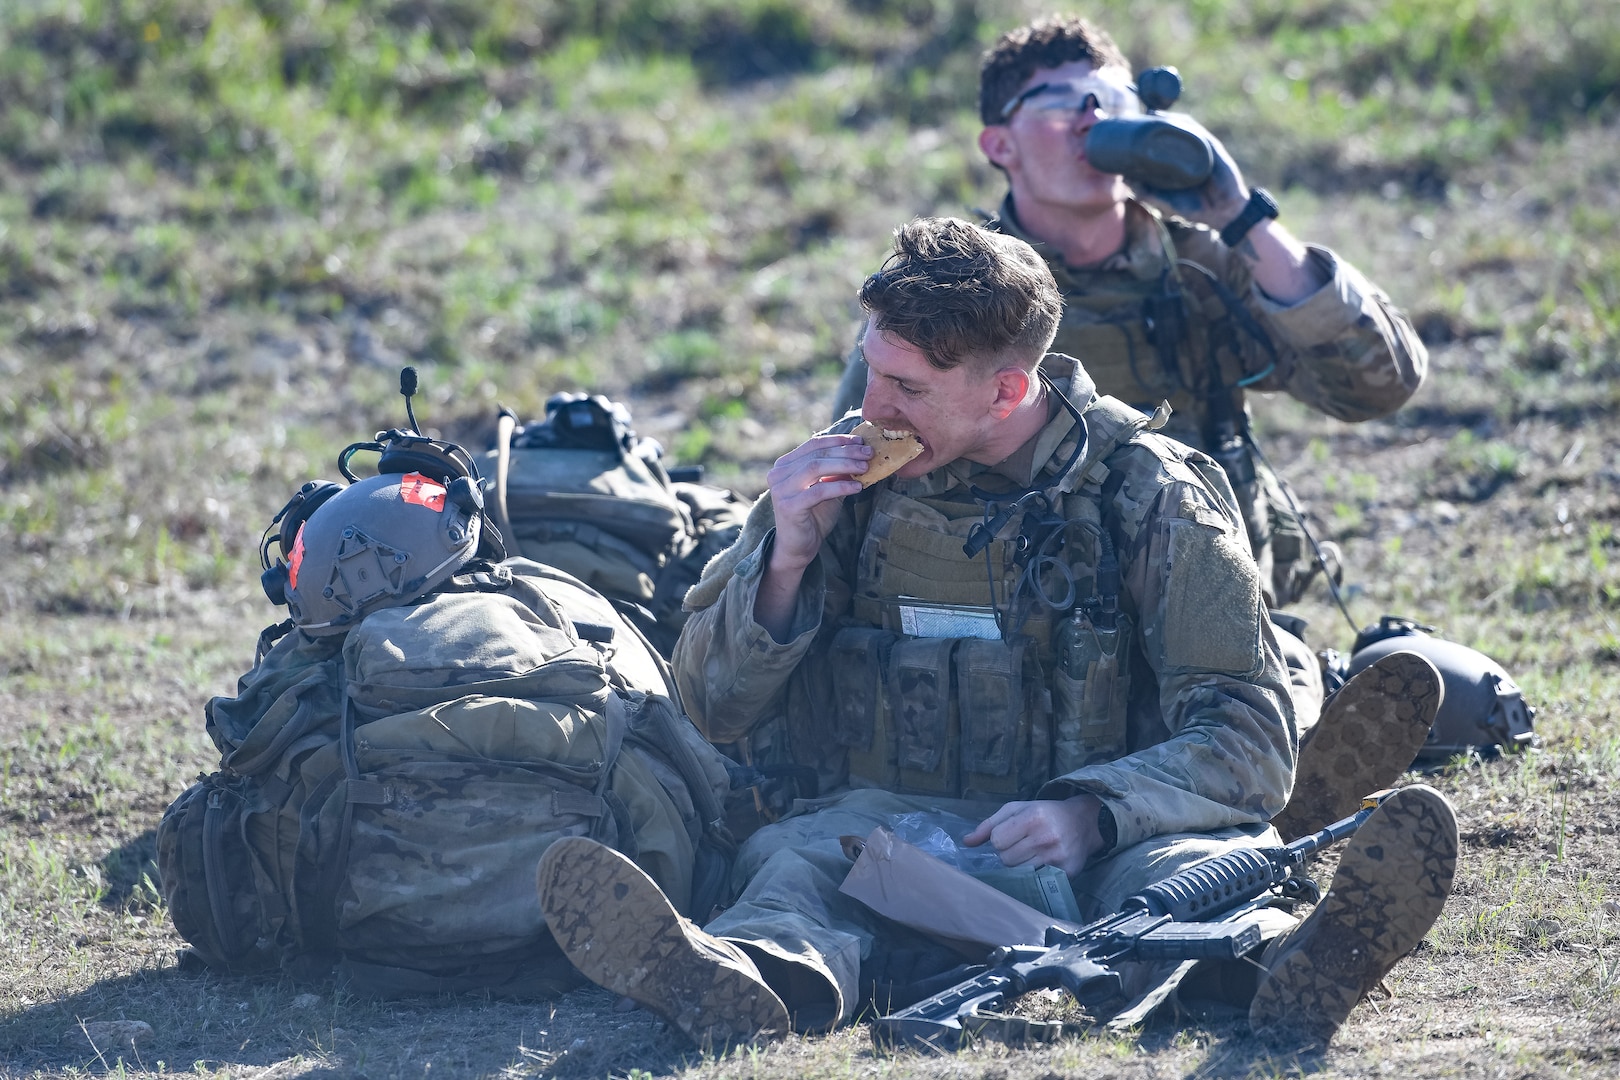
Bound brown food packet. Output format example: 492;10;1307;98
837;826;1083;959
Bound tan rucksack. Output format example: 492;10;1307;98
486;394;748;657
158;559;737;996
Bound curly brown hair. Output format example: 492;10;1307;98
979;15;1130;126
858;217;1062;373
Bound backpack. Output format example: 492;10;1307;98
157;559;737;997
485;394;749;658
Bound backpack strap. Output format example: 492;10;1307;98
595;690;639;857
201;783;256;963
629;693;728;834
1063;394;1170;494
621;691;739;917
254;620;296;666
596;690;629;796
298;680;422;952
307;681;368;949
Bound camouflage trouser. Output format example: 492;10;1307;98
705;787;1285;1026
1274;621;1325;736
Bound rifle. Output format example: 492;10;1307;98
870;790;1392;1050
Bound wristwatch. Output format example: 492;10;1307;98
1219;186;1279;248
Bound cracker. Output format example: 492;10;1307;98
851;420;924;487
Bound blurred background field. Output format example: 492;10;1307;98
2;1;1619;1076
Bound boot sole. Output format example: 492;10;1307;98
1250;783;1458;1047
537;836;789;1047
1272;650;1442;841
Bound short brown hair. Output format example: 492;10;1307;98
979;15;1130;126
858;217;1062;373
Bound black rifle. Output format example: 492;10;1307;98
870;791;1392;1050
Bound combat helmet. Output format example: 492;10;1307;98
258;367;505;637
1344;615;1538;762
281;470;486;634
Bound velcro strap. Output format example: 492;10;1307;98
345;779;391;806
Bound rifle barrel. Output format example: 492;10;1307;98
1125;793;1389;922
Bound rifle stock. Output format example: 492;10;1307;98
870;791;1393;1050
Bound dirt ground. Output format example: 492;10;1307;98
3;92;1620;1080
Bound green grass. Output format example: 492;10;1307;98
3;1;1620;1076
4;0;1615;372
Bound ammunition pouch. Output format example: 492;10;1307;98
828;626;1054;801
1052;611;1134;772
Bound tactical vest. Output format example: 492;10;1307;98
824;397;1161;803
1042;215;1276;567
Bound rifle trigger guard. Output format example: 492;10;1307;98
1279;874;1322;905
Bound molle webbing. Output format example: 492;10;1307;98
1054;277;1186;410
853;487;1013;620
829;396;1161;798
831;627;1052;801
1051;223;1251;437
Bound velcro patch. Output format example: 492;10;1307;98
1163;519;1263;675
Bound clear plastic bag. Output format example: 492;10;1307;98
886;811;1006;872
880;812;1085;922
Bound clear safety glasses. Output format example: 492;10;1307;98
999;73;1144;122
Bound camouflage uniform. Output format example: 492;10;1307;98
676;356;1297;1023
833;197;1428;608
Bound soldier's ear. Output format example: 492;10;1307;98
979;126;1016;170
988;366;1032;419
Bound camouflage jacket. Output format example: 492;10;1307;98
674;357;1297;853
995;194;1428;450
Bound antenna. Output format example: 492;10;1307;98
400;366;421;433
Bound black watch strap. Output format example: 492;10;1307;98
1095;802;1118;858
1219;186;1279;248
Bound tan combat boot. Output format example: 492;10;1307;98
1271;650;1442;841
1249;783;1458;1048
537;836;791;1048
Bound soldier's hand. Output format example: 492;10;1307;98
762;433;872;574
1127;112;1249;230
963;793;1107;877
753;433;871;641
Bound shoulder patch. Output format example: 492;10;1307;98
1163;517;1264;675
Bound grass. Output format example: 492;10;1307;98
2;0;1620;1076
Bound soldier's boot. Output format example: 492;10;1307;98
1271;651;1442;842
537;836;791;1048
1249;783;1458;1048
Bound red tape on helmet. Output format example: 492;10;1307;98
288;523;307;589
399;472;447;513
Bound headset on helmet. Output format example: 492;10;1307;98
259;479;344;607
1341;615;1538;762
258;367;507;635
